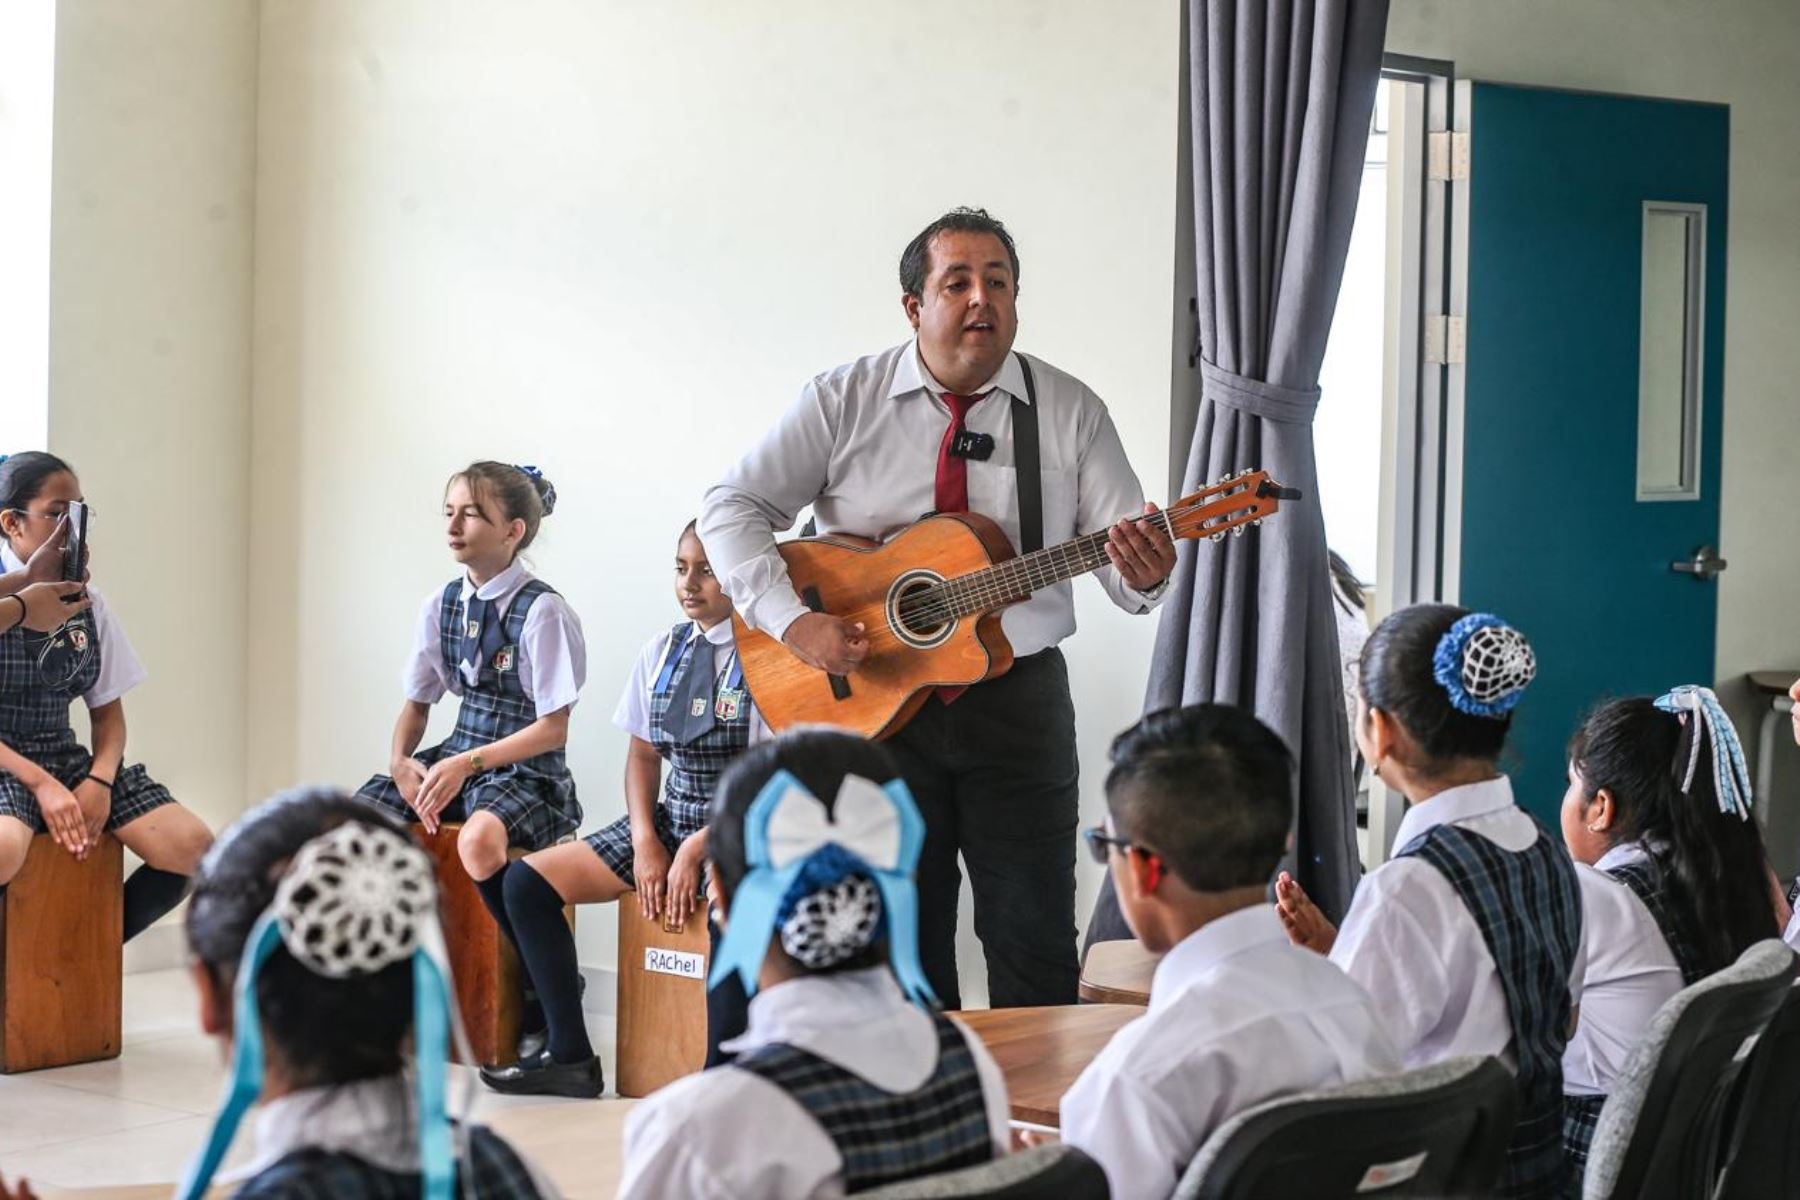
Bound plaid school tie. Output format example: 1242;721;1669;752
459;594;491;679
935;391;988;705
665;634;719;743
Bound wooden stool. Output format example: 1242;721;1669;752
1;834;123;1073
616;902;710;1097
414;825;570;1067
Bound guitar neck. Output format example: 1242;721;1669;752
937;523;1156;619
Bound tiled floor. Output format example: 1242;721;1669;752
0;969;618;1193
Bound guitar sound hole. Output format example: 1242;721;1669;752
888;571;955;650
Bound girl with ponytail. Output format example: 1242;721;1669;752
1559;687;1782;1173
618;729;1010;1199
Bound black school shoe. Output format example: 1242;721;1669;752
479;1052;604;1099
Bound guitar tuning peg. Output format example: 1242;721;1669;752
1251;518;1264;527
1210;531;1226;543
1231;524;1246;537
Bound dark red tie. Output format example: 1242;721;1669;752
934;392;988;515
934;391;987;704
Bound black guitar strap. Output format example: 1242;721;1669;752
1012;352;1043;554
799;351;1043;551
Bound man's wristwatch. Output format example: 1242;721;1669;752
1141;576;1172;601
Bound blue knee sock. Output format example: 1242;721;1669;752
504;862;592;1064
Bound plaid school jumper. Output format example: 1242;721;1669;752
733;1009;993;1193
584;621;752;885
0;610;174;832
358;580;579;850
232;1125;546;1199
1399;821;1583;1200
1563;852;1708;1176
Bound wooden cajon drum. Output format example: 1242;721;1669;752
616;903;710;1097
0;834;123;1073
414;825;570;1067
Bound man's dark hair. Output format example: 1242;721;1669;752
1104;704;1294;892
899;207;1021;299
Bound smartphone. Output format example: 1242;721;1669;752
62;501;88;583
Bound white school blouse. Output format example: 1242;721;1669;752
1563;841;1687;1096
1059;906;1402;1200
0;544;146;709
618;967;1012;1200
400;559;585;718
1330;777;1589;1070
699;340;1164;656
611;618;771;745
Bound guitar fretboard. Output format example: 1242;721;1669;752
896;527;1128;630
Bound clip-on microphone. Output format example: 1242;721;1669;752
949;431;996;461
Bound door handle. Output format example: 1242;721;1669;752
1671;545;1728;581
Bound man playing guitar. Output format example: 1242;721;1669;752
699;207;1176;1007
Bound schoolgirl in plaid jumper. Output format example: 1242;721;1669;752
1558;691;1783;1178
0;452;213;942
175;790;556;1199
356;462;585;1044
481;522;765;1099
1277;606;1587;1200
620;730;1010;1199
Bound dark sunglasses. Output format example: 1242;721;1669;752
1081;825;1137;865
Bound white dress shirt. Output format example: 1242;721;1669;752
219;1074;562;1197
619;967;1012;1200
612;619;771;745
1060;906;1401;1200
0;544;146;710
699;340;1164;656
1331;777;1588;1071
1786;904;1800;953
1563;841;1686;1096
400;560;585;718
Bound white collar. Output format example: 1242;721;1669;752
459;559;528;605
720;967;907;1057
1594;839;1652;874
1392;776;1517;851
0;544;24;573
225;1075;420;1182
697;618;735;647
1148;905;1285;1013
886;339;1031;405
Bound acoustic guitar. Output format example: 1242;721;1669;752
734;470;1299;740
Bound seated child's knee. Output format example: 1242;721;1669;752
457;818;510;880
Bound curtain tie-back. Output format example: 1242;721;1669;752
1201;359;1322;425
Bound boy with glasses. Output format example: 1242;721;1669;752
1058;704;1399;1200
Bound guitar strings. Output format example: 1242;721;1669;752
891;486;1263;630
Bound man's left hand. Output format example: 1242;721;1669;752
1105;502;1178;593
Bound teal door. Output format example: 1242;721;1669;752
1459;83;1728;823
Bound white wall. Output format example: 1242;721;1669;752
1387;1;1800;867
47;1;260;845
246;1;1180;984
0;0;56;449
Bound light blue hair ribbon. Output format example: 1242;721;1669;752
177;835;464;1200
1654;684;1754;821
708;768;937;1007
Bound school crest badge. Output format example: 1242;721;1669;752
493;646;516;672
69;627;89;653
689;697;708;717
715;689;743;722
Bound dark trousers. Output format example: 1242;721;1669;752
886;648;1081;1009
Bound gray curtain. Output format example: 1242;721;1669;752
1091;0;1389;941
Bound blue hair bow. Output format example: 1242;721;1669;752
1654;685;1753;820
709;769;937;1007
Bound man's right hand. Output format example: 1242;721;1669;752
782;612;870;677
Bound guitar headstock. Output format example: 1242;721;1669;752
1162;470;1302;543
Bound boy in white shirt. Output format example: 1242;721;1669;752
1059;703;1400;1200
